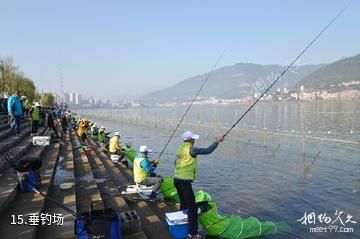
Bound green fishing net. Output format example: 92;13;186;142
124;148;137;162
160;177;284;238
199;201;230;236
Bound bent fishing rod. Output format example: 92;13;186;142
157;48;228;159
223;1;353;137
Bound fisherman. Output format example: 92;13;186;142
61;112;68;133
133;145;162;199
77;118;89;142
46;108;59;138
7;90;23;136
29;102;40;135
174;131;224;239
97;126;110;143
22;97;31;117
109;132;126;165
91;123;98;136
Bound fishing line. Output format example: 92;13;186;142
158;48;228;159
223;0;353;137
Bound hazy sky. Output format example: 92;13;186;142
1;0;359;99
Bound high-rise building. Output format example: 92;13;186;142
64;93;70;104
75;93;82;105
69;93;75;105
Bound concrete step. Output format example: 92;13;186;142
0;142;60;239
0;127;47;215
87;139;173;239
36;129;77;239
0;120;31;140
0;126;32;155
84;140;148;239
0;126;46;174
0;121;9;131
70;131;104;214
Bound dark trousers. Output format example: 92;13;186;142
11;115;21;134
31;120;39;133
174;179;198;236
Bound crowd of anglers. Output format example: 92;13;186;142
3;90;67;137
70;112;225;239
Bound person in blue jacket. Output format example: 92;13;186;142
7;90;23;135
133;145;162;198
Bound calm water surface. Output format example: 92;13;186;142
80;102;359;239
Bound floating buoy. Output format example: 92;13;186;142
291;130;295;133
350;131;354;134
264;128;267;130
253;125;256;128
327;131;331;134
308;131;312;134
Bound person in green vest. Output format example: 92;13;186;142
91;123;99;137
98;126;110;143
174;131;224;239
133;145;161;199
29;102;41;135
22;97;31;117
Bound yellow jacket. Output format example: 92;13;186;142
109;136;120;153
77;121;87;137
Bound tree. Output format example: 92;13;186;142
41;93;55;108
0;57;37;100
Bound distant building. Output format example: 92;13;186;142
75;93;82;105
64;93;70;104
89;97;94;105
69;93;75;104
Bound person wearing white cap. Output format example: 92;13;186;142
29;102;41;135
174;131;224;239
133;145;162;199
109;132;126;165
97;126;110;143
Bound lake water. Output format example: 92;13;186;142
80;101;359;239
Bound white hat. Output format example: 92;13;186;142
114;132;120;137
139;145;152;153
34;102;40;107
100;126;105;129
182;131;200;141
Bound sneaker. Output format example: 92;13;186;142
187;234;204;239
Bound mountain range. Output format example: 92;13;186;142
295;53;360;91
141;53;360;103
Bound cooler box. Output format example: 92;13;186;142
32;136;51;146
166;211;189;239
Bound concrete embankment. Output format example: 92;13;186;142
0;114;177;239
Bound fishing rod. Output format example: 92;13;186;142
158;48;228;159
223;0;353;137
